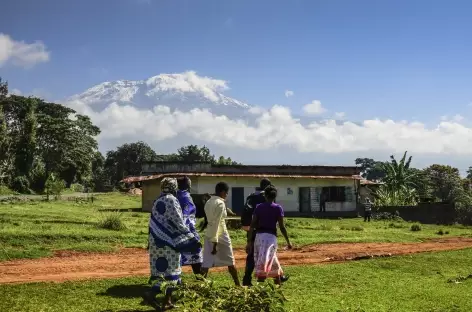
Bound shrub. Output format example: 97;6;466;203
372;211;403;221
11;176;30;194
436;229;444;235
97;211;127;231
169;278;287;312
0;185;16;196
410;224;422;232
388;222;405;229
70;183;84;193
45;174;66;200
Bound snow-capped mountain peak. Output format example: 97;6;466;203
68;71;250;113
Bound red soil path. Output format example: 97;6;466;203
1;237;472;284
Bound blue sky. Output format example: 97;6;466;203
2;0;472;121
2;0;472;170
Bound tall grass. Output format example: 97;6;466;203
97;211;127;231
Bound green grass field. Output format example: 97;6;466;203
1;193;472;261
2;249;472;312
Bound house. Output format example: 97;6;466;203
121;162;362;216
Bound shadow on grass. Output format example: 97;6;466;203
100;310;156;312
98;284;151;299
98;208;143;213
41;220;96;225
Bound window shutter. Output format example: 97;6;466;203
345;187;354;202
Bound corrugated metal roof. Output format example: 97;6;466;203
121;173;362;183
360;179;384;185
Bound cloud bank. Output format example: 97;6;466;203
0;33;50;68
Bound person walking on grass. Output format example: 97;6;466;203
246;185;292;284
364;197;373;222
176;176;203;276
143;177;202;311
241;178;290;286
201;182;241;286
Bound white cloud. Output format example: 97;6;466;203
67;98;472;156
284;90;294;98
335;112;346;119
0;33;50;68
441;114;465;123
453;114;465;122
9;88;22;96
303;100;326;115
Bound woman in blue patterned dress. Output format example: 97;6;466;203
143;177;201;310
176;176;203;275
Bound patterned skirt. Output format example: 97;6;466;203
254;233;283;279
148;237;182;292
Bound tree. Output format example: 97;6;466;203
216;156;240;165
380;151;417;191
466;167;472;180
0;78;10;184
424;164;464;203
355;158;386;181
104;141;158;185
176;145;216;163
36;102;100;187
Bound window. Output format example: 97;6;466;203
321;186;346;202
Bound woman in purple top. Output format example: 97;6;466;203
246;185;292;284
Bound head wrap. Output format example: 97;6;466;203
177;176;192;191
161;177;177;194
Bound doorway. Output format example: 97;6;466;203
231;187;245;215
299;187;311;213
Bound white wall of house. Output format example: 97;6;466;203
193;176;358;213
141;176;359;213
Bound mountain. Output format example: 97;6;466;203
68;71;251;116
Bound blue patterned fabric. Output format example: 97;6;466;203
176;190;203;266
148;192;199;291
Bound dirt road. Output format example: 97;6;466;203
1;237;472;285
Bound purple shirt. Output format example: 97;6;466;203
254;202;284;235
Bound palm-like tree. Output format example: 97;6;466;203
380;151;417;191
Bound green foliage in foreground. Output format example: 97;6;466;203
1;193;472;261
2;249;472;311
171;279;286;312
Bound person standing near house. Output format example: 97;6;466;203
247;185;292;284
319;190;327;212
364;197;373;222
143;177;202;310
176;176;203;275
241;178;289;286
201;182;241;286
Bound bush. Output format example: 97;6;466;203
169;279;286;312
70;183;84;193
436;229;444;235
372;211;403;221
97;211;127;231
388;222;405;229
45;174;66;200
11;176;30;194
0;185;16;196
410;224;422;232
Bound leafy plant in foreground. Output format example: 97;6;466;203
169;278;287;312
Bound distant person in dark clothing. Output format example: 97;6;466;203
319;191;327;212
364;198;372;222
241;178;289;286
